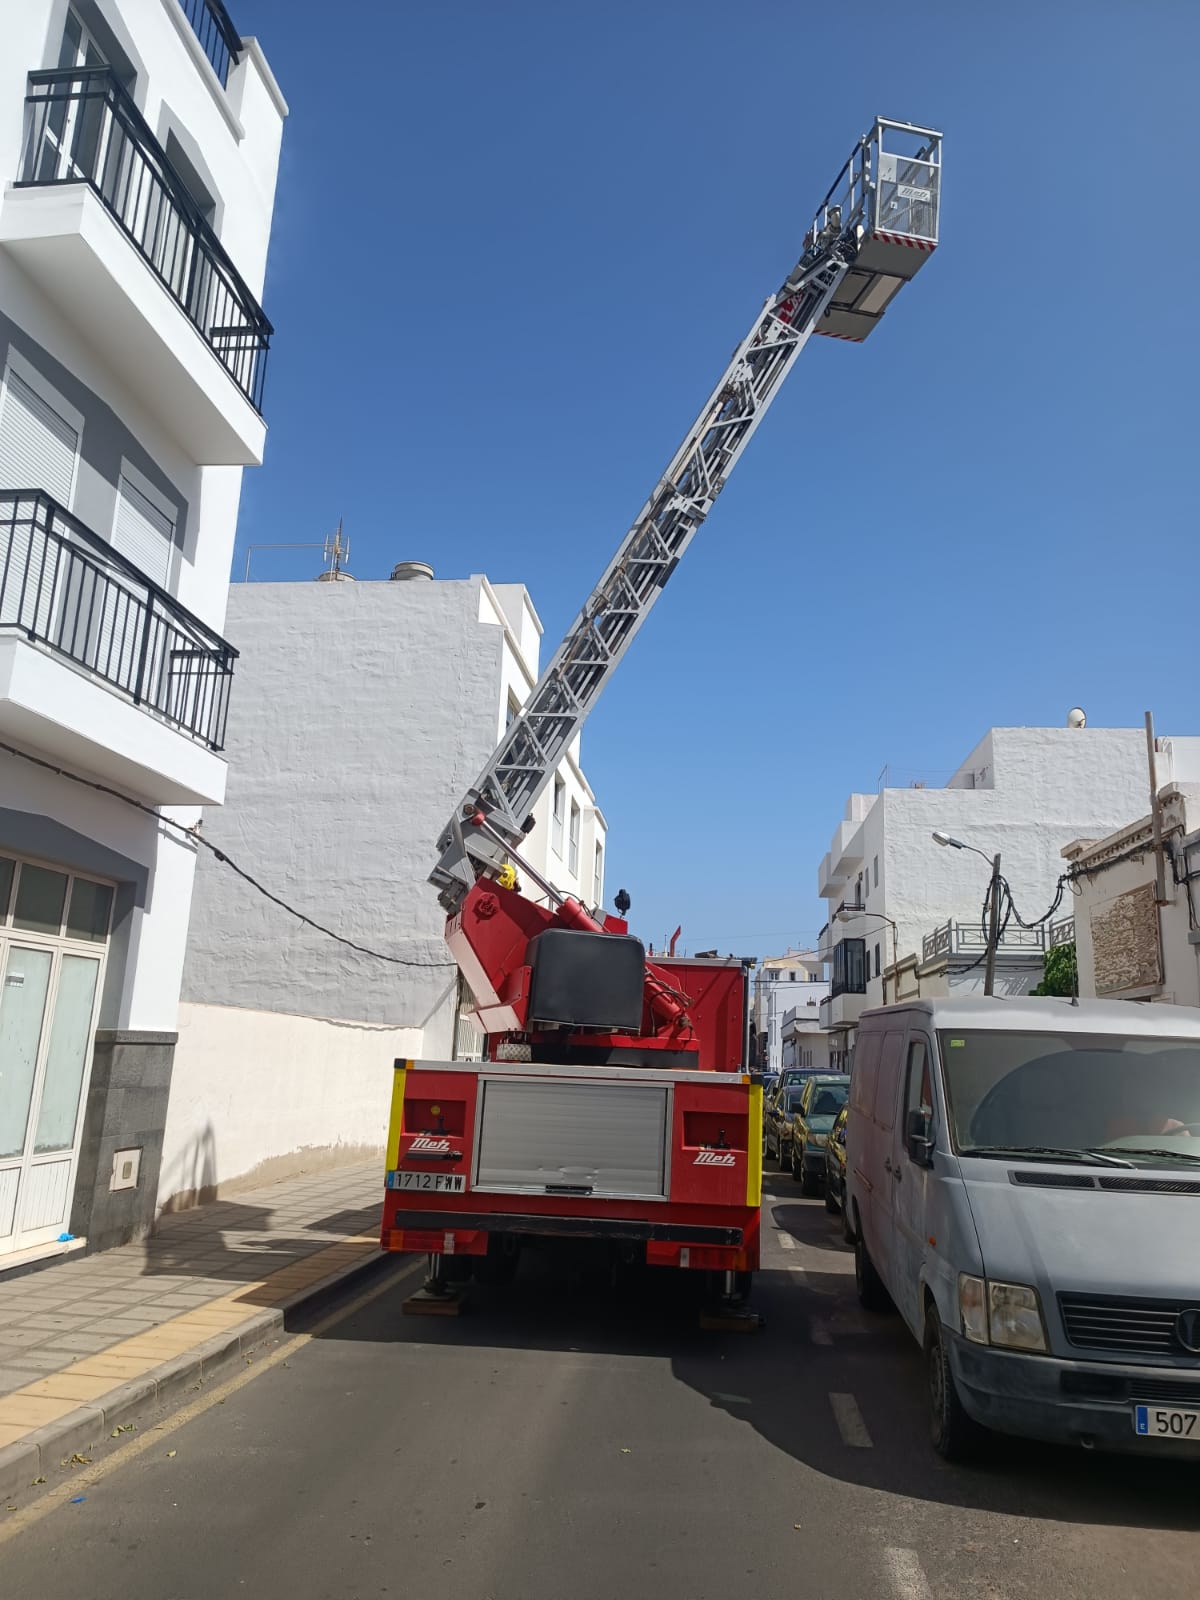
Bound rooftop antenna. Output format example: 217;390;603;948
242;520;350;582
324;519;350;579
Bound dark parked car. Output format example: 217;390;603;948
789;1074;850;1193
824;1102;852;1238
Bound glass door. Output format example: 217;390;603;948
0;857;110;1256
37;8;111;185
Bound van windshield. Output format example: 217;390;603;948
938;1031;1200;1163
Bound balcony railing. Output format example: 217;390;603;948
17;69;271;411
922;919;1046;964
1048;916;1076;949
178;0;242;87
0;491;236;751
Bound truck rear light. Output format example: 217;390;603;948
389;1228;488;1256
646;1241;748;1271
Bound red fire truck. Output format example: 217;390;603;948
381;117;942;1315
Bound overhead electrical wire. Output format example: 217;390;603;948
0;739;456;969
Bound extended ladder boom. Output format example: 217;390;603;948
433;118;941;912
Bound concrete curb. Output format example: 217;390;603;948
0;1247;395;1505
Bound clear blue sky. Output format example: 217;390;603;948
234;0;1198;958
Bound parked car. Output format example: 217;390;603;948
764;1085;807;1169
789;1074;849;1192
824;1103;851;1233
844;996;1200;1462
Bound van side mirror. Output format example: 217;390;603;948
906;1108;934;1167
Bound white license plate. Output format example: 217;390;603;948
391;1171;465;1194
1134;1404;1200;1439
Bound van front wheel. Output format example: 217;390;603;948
924;1313;984;1461
853;1225;891;1313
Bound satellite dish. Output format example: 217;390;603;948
1066;707;1087;729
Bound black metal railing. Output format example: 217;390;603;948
177;0;242;87
17;69;271;412
0;491;236;751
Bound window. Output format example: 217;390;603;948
113;464;176;588
855;875;863;906
568;800;580;876
0;361;81;507
904;1038;934;1141
505;691;521;730
593;842;604;907
873;855;879;889
789;971;796;982
831;938;866;997
551;776;565;856
874;943;881;978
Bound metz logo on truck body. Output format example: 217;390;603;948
694;1150;736;1167
408;1136;453;1154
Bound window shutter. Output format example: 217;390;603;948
0;372;79;629
0;372;78;504
113;474;173;586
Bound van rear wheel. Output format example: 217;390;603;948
853;1223;891;1313
924;1312;984;1461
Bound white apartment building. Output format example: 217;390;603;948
165;569;609;1209
1062;784;1200;1009
816;726;1200;1065
0;1;284;1265
752;949;825;1072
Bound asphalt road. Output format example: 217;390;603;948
3;1173;1197;1599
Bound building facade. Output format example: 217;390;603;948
164;570;608;1209
816;727;1200;1064
752;950;825;1072
1062;784;1200;1009
0;0;284;1265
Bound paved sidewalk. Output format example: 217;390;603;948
0;1161;391;1501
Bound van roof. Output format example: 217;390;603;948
857;996;1200;1039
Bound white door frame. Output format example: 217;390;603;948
0;854;111;1257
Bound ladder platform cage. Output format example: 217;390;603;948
810;118;941;343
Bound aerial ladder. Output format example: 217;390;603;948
385;118;942;1316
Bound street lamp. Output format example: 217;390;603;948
931;830;1003;997
835;906;917;1003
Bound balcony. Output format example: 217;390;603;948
178;0;242;88
820;990;868;1032
921;920;1046;965
0;68;270;465
0;491;233;805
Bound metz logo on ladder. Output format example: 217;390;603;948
408;1136;453;1154
694;1150;737;1167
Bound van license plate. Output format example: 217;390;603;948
391;1172;465;1193
1134;1405;1200;1438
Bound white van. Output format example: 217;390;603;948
843;996;1200;1460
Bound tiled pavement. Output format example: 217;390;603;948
0;1162;391;1487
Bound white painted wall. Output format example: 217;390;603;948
818;727;1200;1026
158;1001;416;1208
168;573;611;1205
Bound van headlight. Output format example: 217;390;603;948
988;1281;1048;1352
959;1274;1047;1352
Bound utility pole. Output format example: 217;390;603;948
983;852;1002;997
